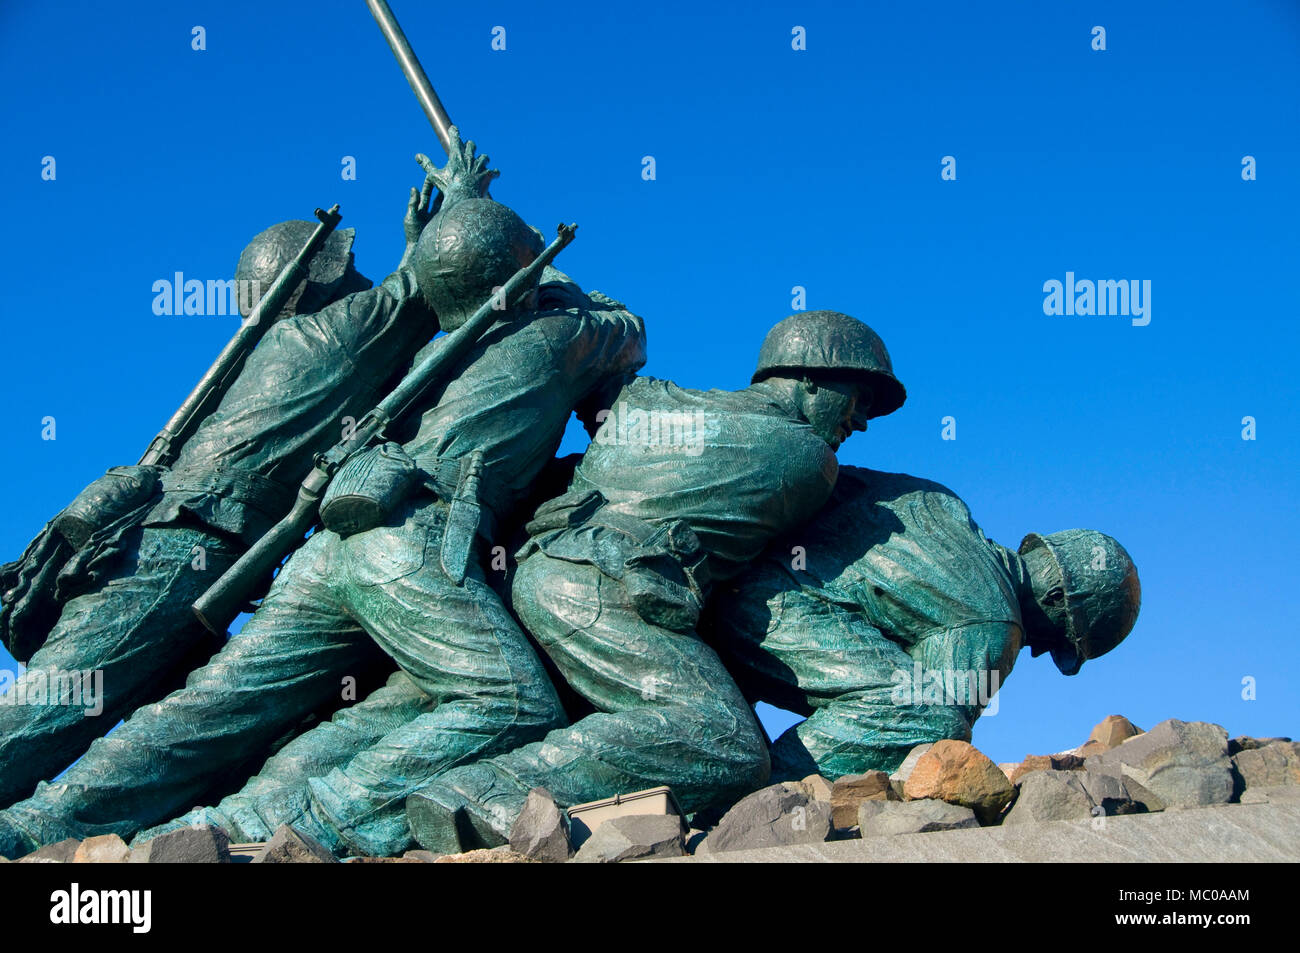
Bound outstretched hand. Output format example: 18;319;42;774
415;125;499;208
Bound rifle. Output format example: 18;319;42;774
139;205;343;467
192;222;578;634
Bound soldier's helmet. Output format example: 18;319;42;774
410;198;545;330
751;310;907;418
1019;530;1141;676
235;222;372;319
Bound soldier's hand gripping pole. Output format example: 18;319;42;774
192;223;579;634
366;0;454;154
138;205;344;467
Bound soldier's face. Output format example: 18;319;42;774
803;378;869;449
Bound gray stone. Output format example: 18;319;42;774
653;801;1300;863
1078;770;1144;816
572;814;685;863
508;787;572;862
707;783;832;853
432;846;534;863
1085;718;1234;809
17;838;80;864
1231;741;1300;791
1003;770;1095;825
858;798;980;836
73;834;131;864
252;824;338;864
889;743;933;783
1239;785;1300;805
402;850;439;862
147;824;231;864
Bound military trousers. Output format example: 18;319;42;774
705;561;1006;780
0;498;565;859
407;548;770;847
0;524;240;808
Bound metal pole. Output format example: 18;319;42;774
366;0;454;154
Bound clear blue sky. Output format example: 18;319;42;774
1;0;1296;767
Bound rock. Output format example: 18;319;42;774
889;743;933;783
345;856;424;863
904;740;1015;824
127;843;152;864
798;774;833;802
1076;740;1108;759
1228;736;1291;755
1088;715;1143;749
252;825;338;864
1231;741;1300;791
1004;770;1095;824
403;850;438;862
998;762;1019;781
433;846;534;863
573;814;685;863
1085;719;1234;809
146;825;231;864
18;839;80;864
684;830;708;854
1078;770;1144;816
1009;753;1085;785
508;787;572;862
72;834;130;864
707;783;832;853
1239;785;1300;805
858;798;979;836
829;771;897;827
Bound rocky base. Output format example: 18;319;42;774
4;716;1295;864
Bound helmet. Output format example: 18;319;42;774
751;310;906;418
1018;530;1141;676
235;221;371;318
410;198;544;330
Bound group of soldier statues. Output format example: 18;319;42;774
0;128;1140;860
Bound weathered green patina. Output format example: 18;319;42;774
703;466;1141;780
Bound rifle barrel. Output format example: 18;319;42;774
366;0;454;154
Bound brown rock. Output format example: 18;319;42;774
1076;740;1108;758
403;850;439;863
903;740;1015;824
998;763;1019;781
1009;753;1086;785
798;774;833;802
73;834;130;864
1088;715;1143;750
1232;741;1300;790
830;771;898;827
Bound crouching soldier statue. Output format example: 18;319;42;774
702;465;1142;780
401;310;909;854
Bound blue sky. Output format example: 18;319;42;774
1;0;1297;767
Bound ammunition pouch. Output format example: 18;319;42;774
320;442;421;538
52;465;164;549
524;491;710;633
